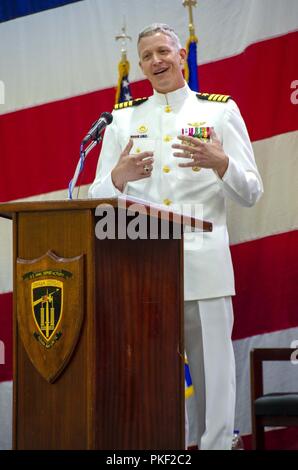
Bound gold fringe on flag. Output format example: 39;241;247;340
184;34;198;83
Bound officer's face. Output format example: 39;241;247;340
138;32;186;94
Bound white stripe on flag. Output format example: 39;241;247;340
0;0;297;114
228;130;298;245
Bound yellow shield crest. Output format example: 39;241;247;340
17;250;84;383
31;279;63;344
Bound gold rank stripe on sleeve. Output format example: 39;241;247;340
196;93;231;103
114;97;148;110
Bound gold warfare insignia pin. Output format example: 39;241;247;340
187;122;206;127
32;279;63;345
181;126;213;142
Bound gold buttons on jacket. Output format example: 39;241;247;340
135;147;141;153
163;135;172;142
163;198;172;206
162;165;171;173
192;166;201;172
164;105;172;113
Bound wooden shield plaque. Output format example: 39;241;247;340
16;250;84;383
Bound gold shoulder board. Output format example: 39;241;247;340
196;93;231;103
114;97;148;110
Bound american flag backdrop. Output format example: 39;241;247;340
1;0;298;450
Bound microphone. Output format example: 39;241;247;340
82;112;113;144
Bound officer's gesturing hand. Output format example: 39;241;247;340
172;129;229;178
111;139;154;192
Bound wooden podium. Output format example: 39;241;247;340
0;198;212;450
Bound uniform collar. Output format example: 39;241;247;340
152;82;191;106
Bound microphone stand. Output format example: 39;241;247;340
68;133;102;200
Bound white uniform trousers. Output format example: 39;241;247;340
184;297;236;450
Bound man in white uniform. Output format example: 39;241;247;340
89;23;263;450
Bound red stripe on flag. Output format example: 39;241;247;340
0;88;116;202
0;292;13;382
200;30;298;142
231;230;298;340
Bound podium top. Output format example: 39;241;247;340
0;197;212;232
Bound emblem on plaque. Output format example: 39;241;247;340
31;279;63;347
17;251;84;383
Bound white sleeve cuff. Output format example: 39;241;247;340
88;171;126;198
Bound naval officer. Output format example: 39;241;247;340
89;23;263;450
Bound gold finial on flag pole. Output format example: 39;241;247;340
183;0;197;37
115;19;132;61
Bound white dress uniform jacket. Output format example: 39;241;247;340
89;83;263;300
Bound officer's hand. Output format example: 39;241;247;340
111;139;154;191
172;129;229;178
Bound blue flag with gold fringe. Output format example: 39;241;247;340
184;35;199;92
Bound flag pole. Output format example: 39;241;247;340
183;0;197;37
183;0;199;91
115;21;132;104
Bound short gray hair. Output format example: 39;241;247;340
138;23;182;50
